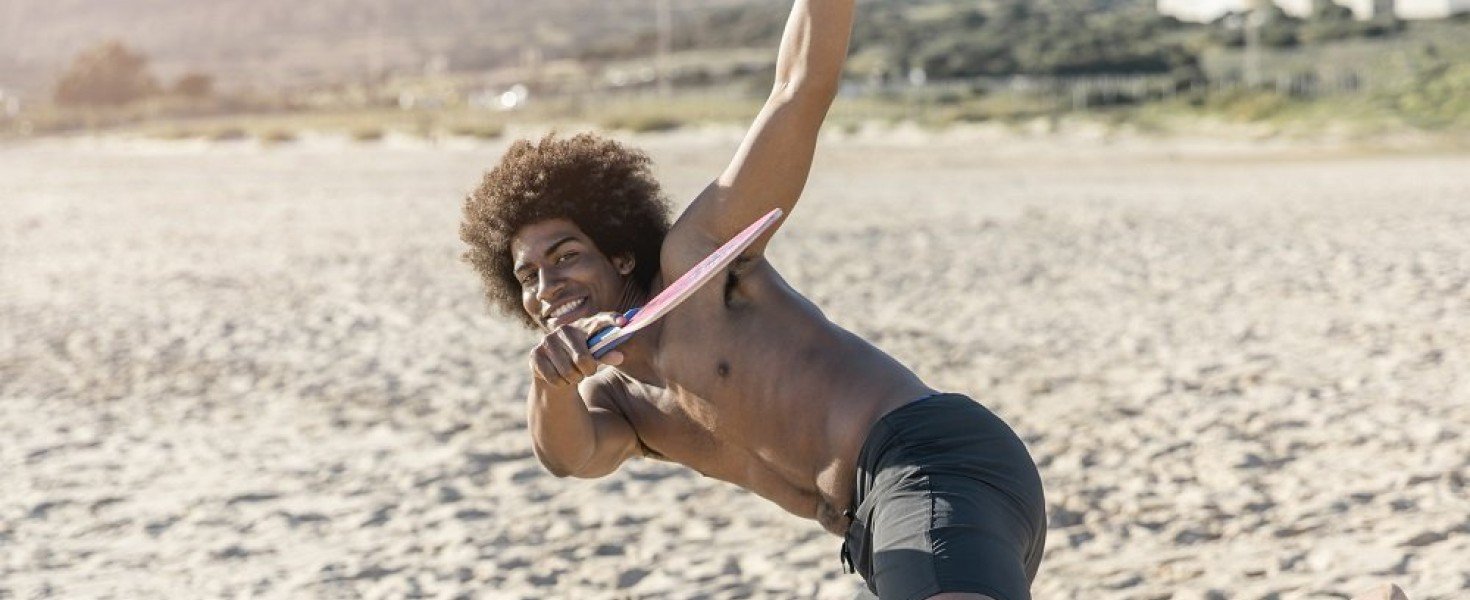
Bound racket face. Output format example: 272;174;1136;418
587;208;783;356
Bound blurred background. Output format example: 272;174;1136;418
3;2;1469;599
1;0;1469;140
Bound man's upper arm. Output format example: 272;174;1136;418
567;374;641;478
666;0;854;263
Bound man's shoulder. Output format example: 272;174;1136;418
657;223;776;285
657;220;722;281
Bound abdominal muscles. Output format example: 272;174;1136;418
636;262;927;534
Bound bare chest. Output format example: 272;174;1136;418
616;283;786;461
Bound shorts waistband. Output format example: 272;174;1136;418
855;392;962;472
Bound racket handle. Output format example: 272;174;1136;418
588;308;640;358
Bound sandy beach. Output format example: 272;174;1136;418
2;126;1468;599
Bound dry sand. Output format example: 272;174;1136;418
2;126;1468;599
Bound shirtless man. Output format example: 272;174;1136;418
459;2;1045;598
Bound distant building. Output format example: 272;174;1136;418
1391;0;1470;18
1158;0;1469;21
1156;0;1258;22
0;87;18;118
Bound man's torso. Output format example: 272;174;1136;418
596;252;932;535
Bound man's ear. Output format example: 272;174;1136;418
612;253;635;276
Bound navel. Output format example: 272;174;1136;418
716;360;731;378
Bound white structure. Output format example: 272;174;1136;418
1158;0;1470;21
0;88;18;118
1392;0;1470;18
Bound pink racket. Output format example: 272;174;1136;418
588;208;784;357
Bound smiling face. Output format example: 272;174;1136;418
511;218;636;331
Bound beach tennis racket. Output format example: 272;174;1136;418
588;208;784;358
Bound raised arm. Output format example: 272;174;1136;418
666;0;855;260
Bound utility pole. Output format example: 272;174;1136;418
1240;0;1275;87
371;0;387;85
656;0;672;97
1245;0;1268;88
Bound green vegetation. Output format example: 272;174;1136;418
1387;45;1470;127
852;2;1195;79
4;1;1470;142
592;1;1200;81
1207;1;1404;48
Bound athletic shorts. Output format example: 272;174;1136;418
840;393;1047;600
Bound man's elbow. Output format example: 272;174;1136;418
769;78;840;125
541;460;576;479
772;75;840;107
531;445;589;479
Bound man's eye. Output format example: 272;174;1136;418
556;252;578;264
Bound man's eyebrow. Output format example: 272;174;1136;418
544;236;578;256
514;236;579;273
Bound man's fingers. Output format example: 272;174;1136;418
572;349;598;378
576;312;628;367
552;326;601;379
531;313;627;387
530;350;561;384
577;313;622;338
542;343;579;385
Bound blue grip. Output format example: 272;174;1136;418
588;308;640;358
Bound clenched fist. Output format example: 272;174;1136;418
528;312;628;388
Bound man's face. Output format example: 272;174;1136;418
511;218;633;331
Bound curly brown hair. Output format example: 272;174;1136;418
460;132;671;329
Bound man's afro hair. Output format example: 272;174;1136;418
460;132;671;329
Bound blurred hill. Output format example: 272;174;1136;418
0;0;1167;99
3;0;1466;137
0;0;767;98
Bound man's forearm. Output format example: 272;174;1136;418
526;382;597;477
772;0;855;99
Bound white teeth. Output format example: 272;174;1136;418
547;298;585;320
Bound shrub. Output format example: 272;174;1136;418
209;127;247;141
602;114;681;133
451;123;505;139
172;73;214;99
261;129;297;144
1210;89;1291;121
54;40;159;107
1389;60;1470;126
151;128;198;140
352;127;384;142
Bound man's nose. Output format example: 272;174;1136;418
535;269;565;301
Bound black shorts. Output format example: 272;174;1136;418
840;394;1047;600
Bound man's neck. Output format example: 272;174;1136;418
615;275;649;314
606;276;660;383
